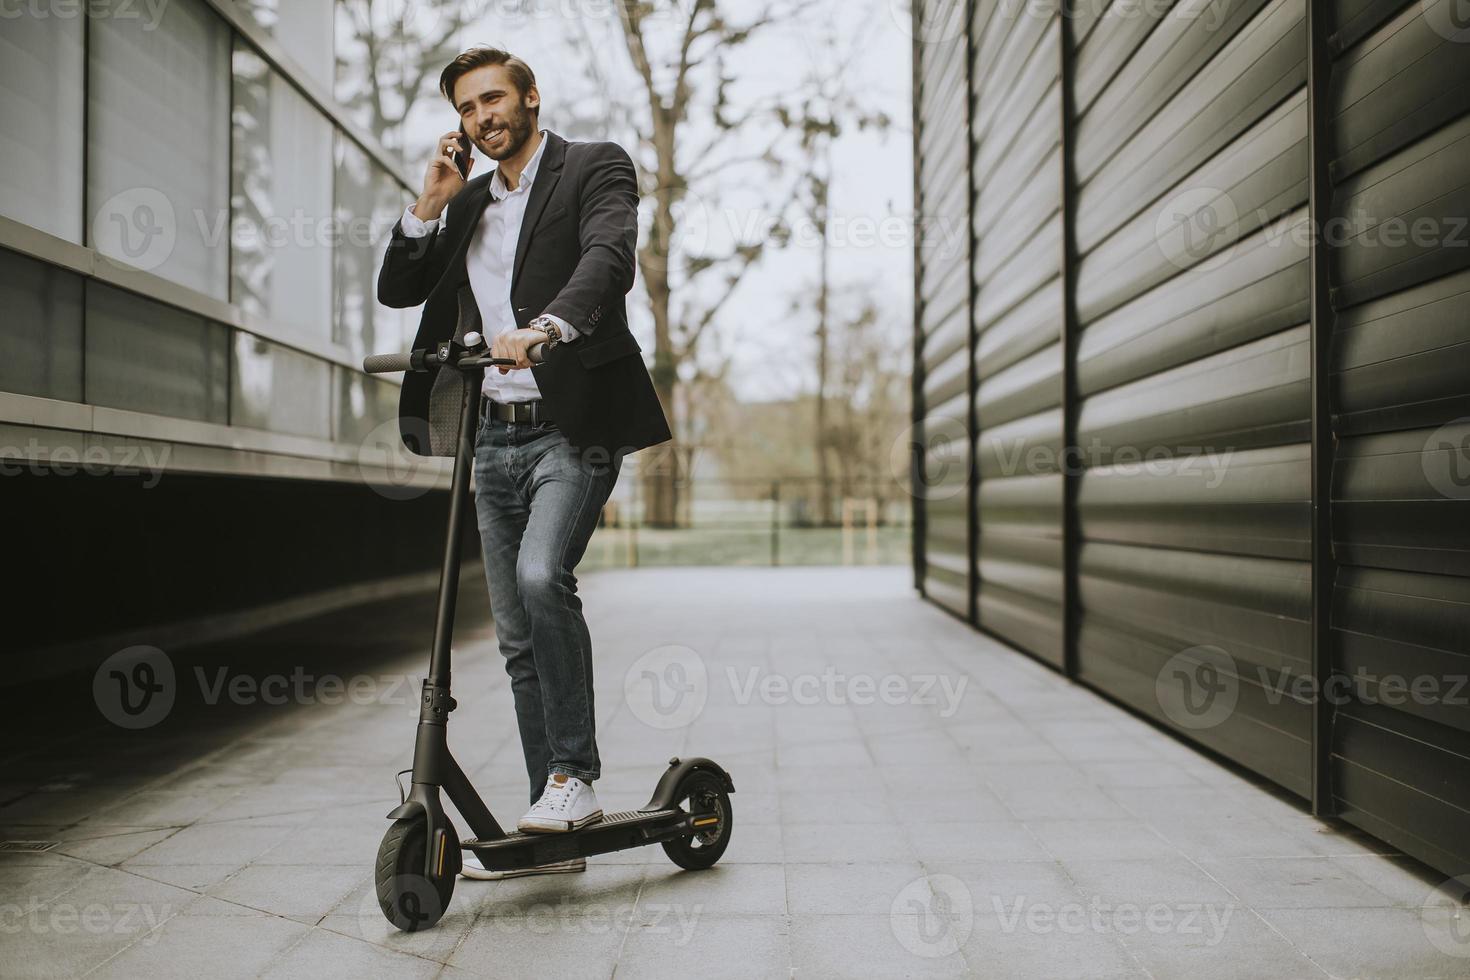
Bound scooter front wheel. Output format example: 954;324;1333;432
662;770;733;870
375;817;458;931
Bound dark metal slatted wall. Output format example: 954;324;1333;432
969;1;1066;667
910;0;1470;878
1072;1;1313;795
1325;0;1470;875
914;0;973;617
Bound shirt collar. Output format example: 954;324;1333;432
488;129;548;201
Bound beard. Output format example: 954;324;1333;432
477;99;536;161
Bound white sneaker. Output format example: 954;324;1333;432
517;773;603;833
460;853;586;880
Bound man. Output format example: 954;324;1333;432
378;47;671;880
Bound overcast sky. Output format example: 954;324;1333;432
403;0;915;403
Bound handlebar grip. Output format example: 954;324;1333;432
363;352;413;374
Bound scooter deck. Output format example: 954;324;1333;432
463;807;697;869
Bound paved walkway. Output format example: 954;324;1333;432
2;567;1466;978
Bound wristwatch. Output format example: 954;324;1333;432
528;314;561;351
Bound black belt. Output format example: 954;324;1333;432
480;398;552;424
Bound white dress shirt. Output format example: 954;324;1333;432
399;130;578;402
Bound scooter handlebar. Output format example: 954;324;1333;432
361;342;545;375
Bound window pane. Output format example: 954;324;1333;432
231;45;334;342
236;0;335;91
0;249;83;401
0;11;84;241
334;366;400;446
334;136;412;361
232;334;331;439
88;0;231;299
85;282;229;423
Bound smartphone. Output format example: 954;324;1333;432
452;122;471;180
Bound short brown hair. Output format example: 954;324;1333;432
439;47;537;115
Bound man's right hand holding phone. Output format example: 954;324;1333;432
413;130;472;223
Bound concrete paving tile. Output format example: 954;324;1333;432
786;861;928;914
1025;819;1178;862
1062;857;1240;907
122;821;284;867
790;913;973;978
784;822;914;863
205;864;365;922
258;924;444;979
1198;857;1412;910
905;820;1052;863
53;827;179;866
1261;906;1470;979
1113;906;1328;980
962;909;1147;979
619;913;789;980
637;862;786;915
87;906;308;980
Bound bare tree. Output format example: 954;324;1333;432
606;0;815;526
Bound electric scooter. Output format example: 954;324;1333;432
362;327;734;932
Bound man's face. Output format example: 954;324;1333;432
453;64;538;162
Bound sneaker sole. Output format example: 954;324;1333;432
516;809;604;834
462;859;586;881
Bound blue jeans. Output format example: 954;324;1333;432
472;414;621;804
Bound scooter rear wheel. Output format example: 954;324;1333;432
375;817;458;931
662;770;733;870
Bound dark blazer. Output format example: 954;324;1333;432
377;130;672;460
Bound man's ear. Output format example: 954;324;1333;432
525;85;540;114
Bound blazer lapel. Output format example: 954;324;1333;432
510;130;566;293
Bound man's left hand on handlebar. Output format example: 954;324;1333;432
490;327;549;372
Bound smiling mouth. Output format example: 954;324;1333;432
484;127;507;145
